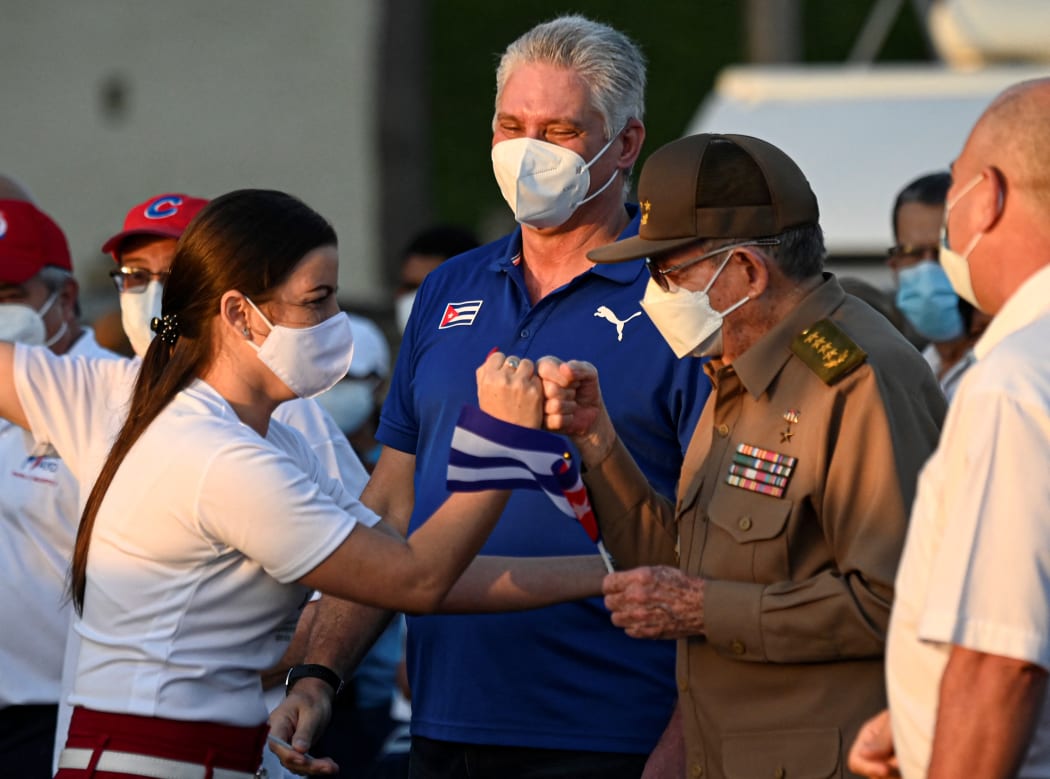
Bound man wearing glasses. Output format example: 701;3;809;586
0;193;120;777
102;193;208;357
887;172;990;401
538;133;947;778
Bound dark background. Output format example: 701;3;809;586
422;1;929;231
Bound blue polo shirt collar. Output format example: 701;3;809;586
487;204;644;285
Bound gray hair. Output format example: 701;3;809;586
35;265;75;293
700;224;826;282
769;224;826;280
493;15;647;142
34;266;80;317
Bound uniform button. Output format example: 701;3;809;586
716;423;730;437
731;640;746;655
774;767;786;779
520;329;530;338
691;764;703;777
738;515;752;531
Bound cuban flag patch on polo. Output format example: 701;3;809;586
439;300;483;329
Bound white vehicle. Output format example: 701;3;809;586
685;0;1050;281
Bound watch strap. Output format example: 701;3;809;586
285;663;343;696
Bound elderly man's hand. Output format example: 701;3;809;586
603;566;705;640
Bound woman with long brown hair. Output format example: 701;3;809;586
52;189;541;778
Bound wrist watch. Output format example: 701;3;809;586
284;663;343;697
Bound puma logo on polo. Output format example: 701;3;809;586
594;306;642;342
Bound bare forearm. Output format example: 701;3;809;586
302;595;393;678
928;645;1048;779
437;554;606;612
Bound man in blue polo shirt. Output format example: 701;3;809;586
379;16;706;779
271;14;709;779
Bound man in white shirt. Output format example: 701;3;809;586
0;195;120;777
849;77;1050;779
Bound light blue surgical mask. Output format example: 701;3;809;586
895;260;964;342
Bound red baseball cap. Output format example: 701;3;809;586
0;199;73;284
101;193;209;259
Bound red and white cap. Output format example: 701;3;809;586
0;199;73;284
101;193;209;259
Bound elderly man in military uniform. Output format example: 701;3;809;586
538;133;947;779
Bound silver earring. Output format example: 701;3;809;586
242;327;251;338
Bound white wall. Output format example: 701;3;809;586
0;0;382;314
686;63;1050;265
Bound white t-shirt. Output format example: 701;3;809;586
0;330;117;708
71;378;375;724
887;264;1050;778
12;346;375;732
13;350;370;506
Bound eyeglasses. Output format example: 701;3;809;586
886;243;939;268
109;266;170;293
645;238;781;292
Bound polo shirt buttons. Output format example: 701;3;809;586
690;763;703;777
716;423;730;437
775;768;786;779
730;639;746;655
738;515;752;531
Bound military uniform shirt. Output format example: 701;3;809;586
587;274;946;779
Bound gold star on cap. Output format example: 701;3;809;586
640;199;651;225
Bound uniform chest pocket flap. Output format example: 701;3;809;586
723;728;841;779
706;487;792;544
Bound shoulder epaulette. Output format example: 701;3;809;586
790;318;867;385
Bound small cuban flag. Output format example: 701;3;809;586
447;405;615;572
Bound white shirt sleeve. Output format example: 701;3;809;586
918;375;1050;669
274;396;371;497
13;345;135;482
195;424;380;582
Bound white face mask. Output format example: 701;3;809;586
395;289;417;334
245;297;355;399
491;131;621;229
120;280;164;358
938;174;986;310
0;291;65;348
639;253;749;359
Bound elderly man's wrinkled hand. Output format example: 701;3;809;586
603;565;705;640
